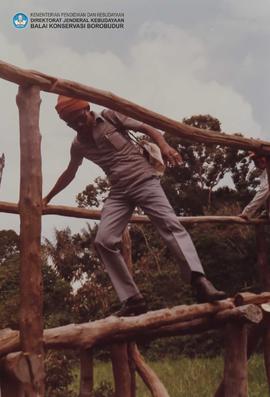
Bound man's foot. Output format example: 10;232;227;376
113;295;148;317
193;276;227;303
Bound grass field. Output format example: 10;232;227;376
71;354;269;396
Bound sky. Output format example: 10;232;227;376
0;0;269;242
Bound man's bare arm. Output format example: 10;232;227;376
43;161;80;205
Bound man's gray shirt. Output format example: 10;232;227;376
70;109;156;188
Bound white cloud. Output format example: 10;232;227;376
227;0;270;20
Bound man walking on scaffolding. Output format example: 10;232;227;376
43;96;226;316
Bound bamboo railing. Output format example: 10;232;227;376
0;59;270;397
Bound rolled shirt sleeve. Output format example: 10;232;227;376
242;170;270;218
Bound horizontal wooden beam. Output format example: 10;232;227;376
0;299;234;355
0;303;263;355
0;295;269;355
234;292;270;306
0;60;269;152
109;304;262;345
0;329;20;356
0;201;269;225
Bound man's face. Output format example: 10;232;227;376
253;156;268;170
65;108;94;135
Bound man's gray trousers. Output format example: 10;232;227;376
94;176;205;301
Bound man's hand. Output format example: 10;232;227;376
137;124;183;167
41;161;79;208
42;196;50;207
238;213;249;220
160;144;183;167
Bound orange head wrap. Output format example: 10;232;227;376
55;95;90;120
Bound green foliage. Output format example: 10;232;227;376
45;351;76;397
43;263;73;328
0;229;19;264
162;114;259;215
76;176;110;208
0;255;20;328
44;225;113;323
93;381;114;397
71;355;268;397
44;227;98;283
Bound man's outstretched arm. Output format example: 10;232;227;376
43;160;80;206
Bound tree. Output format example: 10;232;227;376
163;114;253;215
0;228;76;396
0;229;19;265
44;225;113;323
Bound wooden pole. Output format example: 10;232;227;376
215;323;248;397
255;222;270;392
255;225;270;291
223;323;248;397
263;158;270;391
79;349;94;397
0;352;26;397
111;343;133;397
1;201;270;225
128;343;137;397
16;85;44;396
0;60;270;153
0;300;257;355
122;227;133;272
0;372;24;397
235;292;270;306
1;300;266;355
122;227;137;397
216;221;270;396
0;153;5;189
0;352;45;397
111;227;135;397
130;344;169;397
